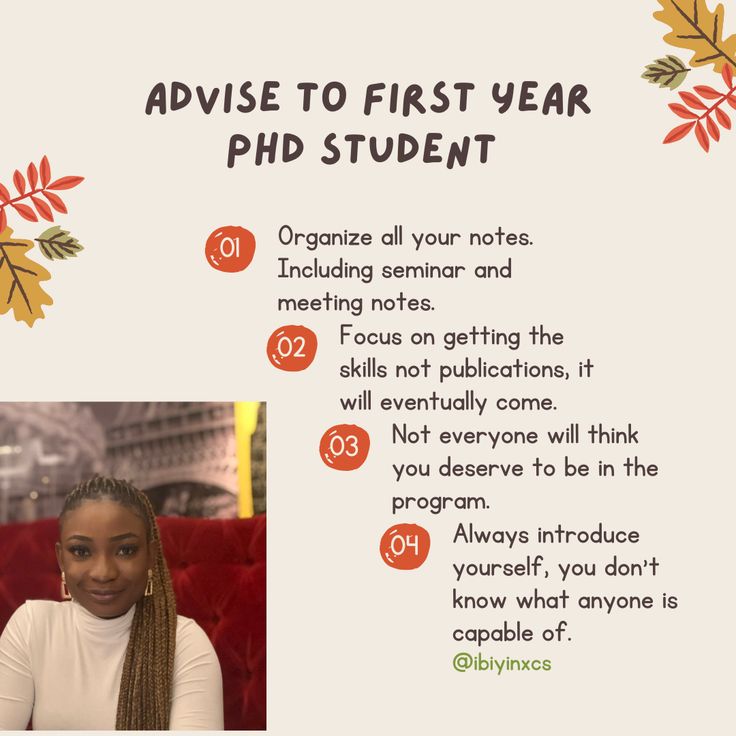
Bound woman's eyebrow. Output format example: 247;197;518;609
64;532;140;542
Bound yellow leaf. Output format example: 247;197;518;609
0;226;53;326
654;0;736;73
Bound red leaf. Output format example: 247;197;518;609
13;170;26;195
679;91;708;110
728;94;736;109
715;107;731;129
31;195;53;221
723;64;734;88
706;115;720;141
27;162;38;190
0;208;6;232
663;121;696;143
47;175;84;190
693;85;722;99
43;191;67;214
695;121;710;151
39;156;51;187
12;203;38;221
0;183;9;203
669;103;698;119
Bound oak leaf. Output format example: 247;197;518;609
654;0;736;73
0;227;53;326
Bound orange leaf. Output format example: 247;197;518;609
716;107;731;129
0;183;9;203
679;91;707;109
13;170;25;195
0;209;6;232
47;176;84;190
693;85;722;99
728;94;736;109
706;115;720;141
42;191;67;214
663;121;695;143
12;203;38;221
669;103;698;119
39;156;51;187
695;121;710;151
723;64;734;88
30;196;53;221
27;162;38;190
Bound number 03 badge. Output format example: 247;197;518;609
319;424;370;470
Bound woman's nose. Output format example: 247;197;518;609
89;553;118;581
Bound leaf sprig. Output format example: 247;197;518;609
0;156;84;231
663;62;736;150
35;226;84;260
642;55;691;89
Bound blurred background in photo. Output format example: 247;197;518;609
0;402;266;523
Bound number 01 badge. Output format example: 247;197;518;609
205;225;256;272
319;424;370;470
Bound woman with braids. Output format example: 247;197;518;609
0;477;224;730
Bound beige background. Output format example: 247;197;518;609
2;1;734;733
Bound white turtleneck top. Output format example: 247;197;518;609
0;599;223;730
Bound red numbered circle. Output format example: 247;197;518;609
320;424;370;470
205;225;256;272
380;524;431;570
266;325;318;371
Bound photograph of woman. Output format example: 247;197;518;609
0;476;224;730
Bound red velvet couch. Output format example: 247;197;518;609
0;515;266;730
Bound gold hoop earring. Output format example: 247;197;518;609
60;572;71;600
144;568;153;597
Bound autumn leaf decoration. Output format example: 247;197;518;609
0;156;83;232
654;0;736;73
0;155;85;326
36;226;84;260
650;1;736;152
0;228;53;326
642;55;691;89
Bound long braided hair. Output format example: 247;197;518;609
60;477;177;730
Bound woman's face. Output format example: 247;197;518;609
56;499;154;619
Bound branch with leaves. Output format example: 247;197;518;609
0;156;83;231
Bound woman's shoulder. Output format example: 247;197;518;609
9;600;71;623
2;600;71;643
175;615;215;647
173;615;220;665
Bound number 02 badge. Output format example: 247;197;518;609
266;325;318;371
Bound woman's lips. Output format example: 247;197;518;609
86;589;124;603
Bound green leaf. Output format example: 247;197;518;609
642;55;690;89
35;225;84;260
